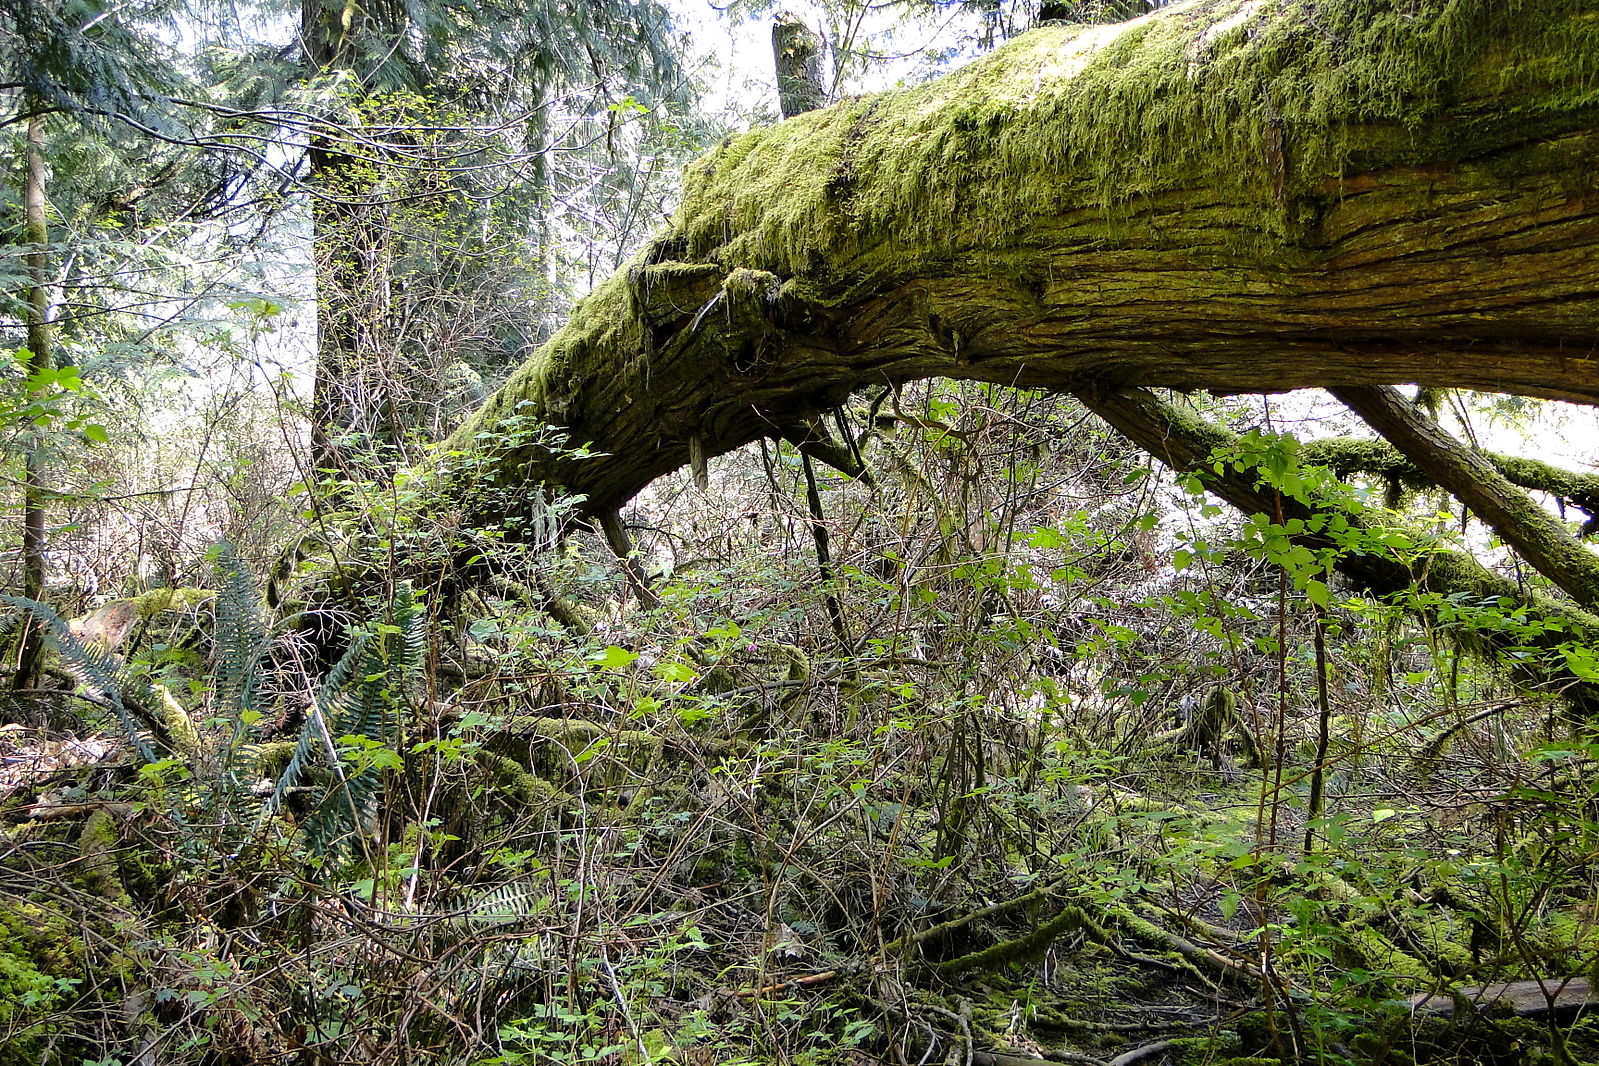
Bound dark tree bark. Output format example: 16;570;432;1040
306;168;394;473
773;13;826;120
445;0;1599;524
301;0;402;475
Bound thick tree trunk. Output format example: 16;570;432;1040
307;167;397;473
446;0;1599;522
303;0;395;475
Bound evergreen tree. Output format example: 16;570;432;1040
294;0;691;474
1;0;203;685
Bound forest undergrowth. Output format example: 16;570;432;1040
1;386;1597;1066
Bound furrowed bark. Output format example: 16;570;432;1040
445;0;1599;521
1330;385;1599;607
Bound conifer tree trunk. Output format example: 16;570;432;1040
14;108;55;688
307;161;394;474
303;1;393;476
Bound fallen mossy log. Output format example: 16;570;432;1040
477;712;749;761
69;588;215;652
440;0;1599;524
1408;978;1596;1021
926;902;1108;977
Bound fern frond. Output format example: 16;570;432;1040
259;585;426;867
295;631;386;864
262;631;369;818
0;608;27;643
448;880;547;929
390;583;427;683
0;594;163;762
211;542;267;724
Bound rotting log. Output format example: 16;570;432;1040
445;0;1599;522
1408;978;1596;1021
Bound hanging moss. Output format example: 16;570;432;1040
443;0;1599;517
667;0;1599;282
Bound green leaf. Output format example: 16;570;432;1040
589;645;639;671
1027;526;1066;549
226;295;285;317
704;621;742;642
1562;645;1599;681
654;661;697;683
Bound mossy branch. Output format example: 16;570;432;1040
1301;438;1599;533
1079;387;1599;714
1330;385;1599;607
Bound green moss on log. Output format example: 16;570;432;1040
478;752;568;805
931;904;1094;974
1085;387;1599;711
77;807;130;908
1342;923;1435;984
670;0;1599;281
154;683;199;758
130;587;214;618
1306;434;1599;535
444;0;1599;517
